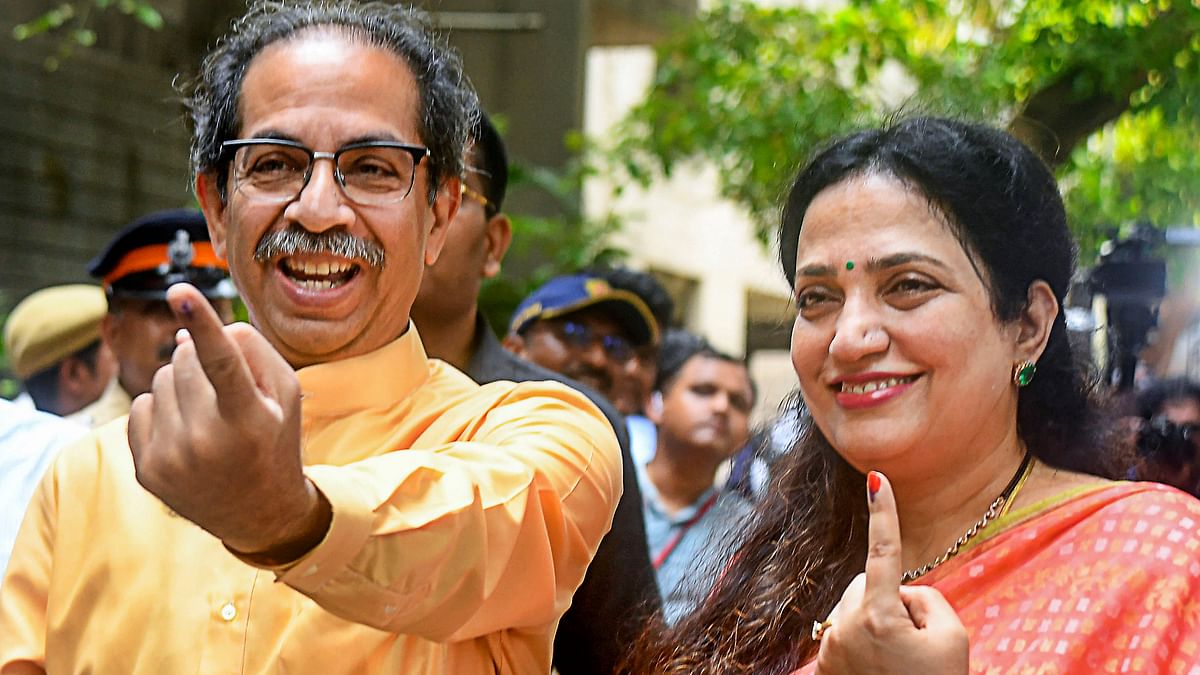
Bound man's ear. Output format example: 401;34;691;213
99;312;118;348
482;213;513;279
195;172;229;259
425;177;461;267
57;358;86;395
501;333;525;357
1014;280;1058;363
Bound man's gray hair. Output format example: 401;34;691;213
182;0;478;204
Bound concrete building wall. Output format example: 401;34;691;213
0;36;196;303
0;0;696;312
582;46;798;423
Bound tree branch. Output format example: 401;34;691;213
1009;66;1144;167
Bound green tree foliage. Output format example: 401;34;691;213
478;153;626;336
609;0;1200;259
12;0;164;70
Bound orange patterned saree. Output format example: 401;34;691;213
912;481;1200;674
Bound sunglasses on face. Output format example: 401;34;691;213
549;319;635;363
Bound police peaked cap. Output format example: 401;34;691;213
88;209;236;301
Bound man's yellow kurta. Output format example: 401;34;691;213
0;328;622;673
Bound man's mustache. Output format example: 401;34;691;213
253;226;385;268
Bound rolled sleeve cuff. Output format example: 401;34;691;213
232;465;376;592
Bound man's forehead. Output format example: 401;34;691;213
237;31;422;135
681;353;744;376
112;296;173;316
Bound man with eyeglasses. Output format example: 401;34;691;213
504;274;660;410
411;113;660;675
0;3;621;674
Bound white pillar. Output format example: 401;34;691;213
689;278;747;357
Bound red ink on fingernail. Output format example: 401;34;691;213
867;471;882;503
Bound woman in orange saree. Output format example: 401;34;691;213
628;117;1200;674
920;481;1200;673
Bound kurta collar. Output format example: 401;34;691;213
296;322;431;417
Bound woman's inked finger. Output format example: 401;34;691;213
863;471;905;609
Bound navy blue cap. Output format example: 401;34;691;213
508;274;659;346
88;209;235;301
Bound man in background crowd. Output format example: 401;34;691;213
78;208;236;426
1134;377;1200;496
591;266;674;466
3;285;114;418
503;273;658;406
411;113;659;675
591;266;674;418
638;329;755;623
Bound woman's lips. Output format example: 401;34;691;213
832;374;919;409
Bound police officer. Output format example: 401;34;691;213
78;209;236;427
3;285;116;417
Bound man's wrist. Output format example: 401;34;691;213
226;479;333;567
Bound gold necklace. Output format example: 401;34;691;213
901;453;1035;583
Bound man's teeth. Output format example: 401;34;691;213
281;259;357;289
841;376;914;394
297;279;337;290
285;260;352;275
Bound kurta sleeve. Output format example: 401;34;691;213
0;455;58;671
239;383;623;641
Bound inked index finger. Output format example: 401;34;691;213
863;470;905;609
165;283;256;408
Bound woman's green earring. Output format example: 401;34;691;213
1013;361;1036;387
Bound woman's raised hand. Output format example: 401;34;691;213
813;471;969;675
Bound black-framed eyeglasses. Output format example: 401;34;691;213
221;138;430;206
553;319;635;363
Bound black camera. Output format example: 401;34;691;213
1084;223;1167;391
1137;416;1199;466
1080;223;1200;391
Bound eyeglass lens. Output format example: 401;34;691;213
560;321;634;362
230;142;420;205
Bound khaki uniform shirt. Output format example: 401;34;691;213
67;376;131;428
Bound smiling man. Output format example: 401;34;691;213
0;3;621;674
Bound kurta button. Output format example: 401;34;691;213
219;602;237;622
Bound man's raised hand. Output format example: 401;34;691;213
127;283;329;560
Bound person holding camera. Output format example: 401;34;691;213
1134;377;1200;496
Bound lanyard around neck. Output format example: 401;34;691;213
652;491;720;570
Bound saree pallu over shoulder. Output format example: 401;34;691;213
918;481;1200;674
